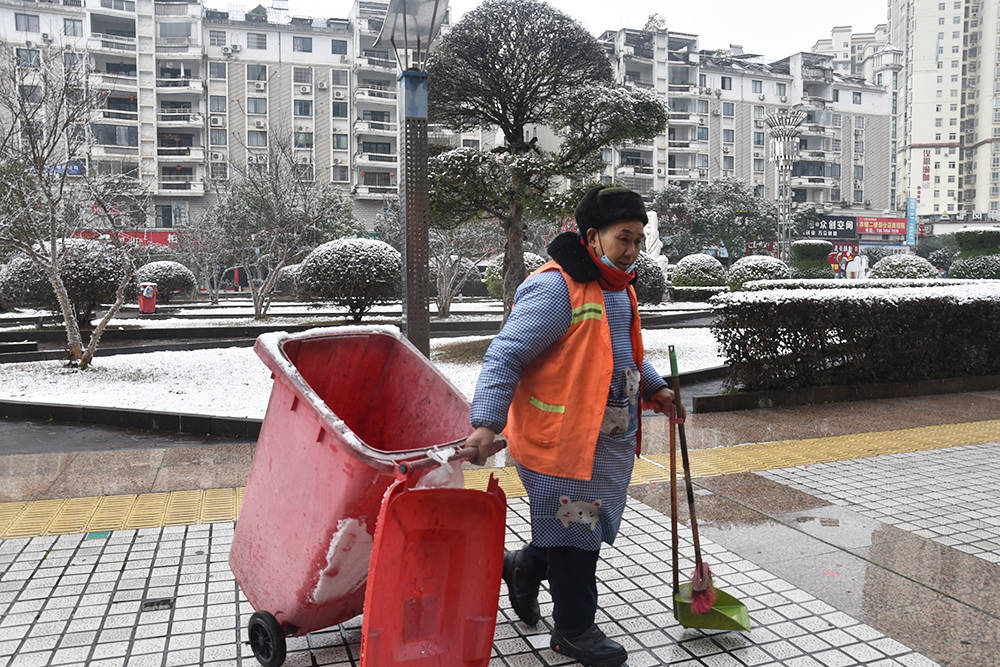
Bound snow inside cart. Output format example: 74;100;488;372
229;326;505;667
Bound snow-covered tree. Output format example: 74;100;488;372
790;240;835;279
298;238;401;322
929;248;956;272
429;218;502;317
372;197;403;253
427;0;668;317
209;131;362;319
274;262;301;297
634;251;666;304
868;254;939;279
484;252;545;299
0;46;150;368
174;213;231;305
135;260;197;302
727;255;791;290
670;253;727;287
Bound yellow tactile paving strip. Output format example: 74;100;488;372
2;419;998;539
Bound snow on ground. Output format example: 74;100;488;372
0;329;722;417
0;309;51;320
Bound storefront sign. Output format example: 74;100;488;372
857;216;907;235
804;215;858;239
906;198;918;245
744;240;779;257
74;230;179;247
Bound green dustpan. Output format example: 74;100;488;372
673;583;752;631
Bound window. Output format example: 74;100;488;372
333;133;349;149
246;64;267;81
854;165;864;180
92;124;139;146
699;74;706;87
16;49;40;68
210;162;228;180
362;141;391;154
854;189;864;203
293;100;313;117
247;130;267;146
247;33;267;49
753;105;764;119
209;95;226;113
856;117;865;129
776;83;787;97
751;80;762;94
723;129;735;143
723;156;735;170
159;23;191;38
209;62;227;79
332;69;349;86
331;102;348;118
293;164;314;181
832;89;839;102
210;129;227;145
754;158;764;172
832;114;841;127
832;139;841;151
293;36;312;52
936;117;943;127
63;52;82;68
332;165;349;182
722;102;734;116
697;126;708;141
15;14;39;33
331;39;348;55
696;99;709;113
247;97;267;114
64;18;83;37
462;139;480;149
101;0;135;10
293;67;312;84
753;131;765;146
721;76;732;90
852;91;862;104
210;30;226;46
855;141;864;153
294;132;313;148
697;154;709;169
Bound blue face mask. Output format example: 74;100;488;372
600;254;637;274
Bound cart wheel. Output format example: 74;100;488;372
248;611;286;667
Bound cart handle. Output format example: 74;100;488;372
397;438;508;475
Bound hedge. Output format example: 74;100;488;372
955;227;1000;251
634;252;665;304
669;285;729;302
868;254;939;279
790;240;834;279
741;278;975;291
671;253;727;287
727;255;790;291
712;284;1000;391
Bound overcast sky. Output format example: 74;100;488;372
213;0;889;61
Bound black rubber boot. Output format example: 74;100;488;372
550;624;627;667
502;549;542;626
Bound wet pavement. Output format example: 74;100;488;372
2;392;1000;665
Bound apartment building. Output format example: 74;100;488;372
598;29;893;211
813;24;890;77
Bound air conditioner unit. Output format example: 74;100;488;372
754;120;764;128
211;151;224;161
256;154;268;164
296;124;309;132
714;89;722;97
753;151;762;158
333;90;345;99
41;33;51;43
722;146;731;153
221;46;232;55
656;167;664;175
254;119;266;128
230;44;241;52
711;110;720;116
698;117;705;125
317;81;328;90
780;95;788;103
24;41;34;49
299;84;311;95
254;81;266;92
210;116;224;126
332;158;341;165
298;155;312;164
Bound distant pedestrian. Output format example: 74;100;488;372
466;186;681;667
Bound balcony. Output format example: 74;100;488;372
96;108;138;122
802;95;832;108
157;146;204;161
668;82;697;95
156;78;201;93
157;110;202;125
617;163;653;176
667;140;705;153
355;56;394;71
355;184;396;198
88;33;137;52
89;72;138;89
156;38;202;57
791;175;836;188
354;120;398;135
667;111;701;125
666;167;703;180
158;175;204;195
355;152;397;166
629;46;654;60
800;124;833;138
624;78;654;90
354;87;396;104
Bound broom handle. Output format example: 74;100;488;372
669;346;705;570
669;398;680;596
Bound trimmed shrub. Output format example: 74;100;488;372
484;252;544;299
868;254;939;279
274;263;302;296
671;253;727;287
859;246;895;267
135;261;196;303
670;285;729;302
0;239;129;327
727;255;790;291
634;252;665;304
950;254;1000;279
929;248;956;271
955;227;1000;251
790;240;834;279
712;284;1000;391
298;238;401;321
743;278;971;291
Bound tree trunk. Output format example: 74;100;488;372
79;268;131;370
501;204;526;324
44;265;84;362
436;268;451;318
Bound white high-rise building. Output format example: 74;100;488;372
812;24;890;78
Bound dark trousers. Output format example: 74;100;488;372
518;543;599;636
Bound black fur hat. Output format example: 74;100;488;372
574;186;648;237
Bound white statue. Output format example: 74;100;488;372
644;211;662;257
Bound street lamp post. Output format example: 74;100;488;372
765;108;807;262
375;0;448;357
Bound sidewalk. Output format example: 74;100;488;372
2;392;999;665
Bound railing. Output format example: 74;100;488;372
667;167;703;179
100;109;138;121
158;174;197;190
156;78;199;89
157;146;203;159
356;152;397;163
666;141;703;150
100;0;135;11
624;78;654;89
89;33;137;51
355;56;394;70
91;72;138;87
158;110;200;122
632;46;654;59
355;120;397;133
668;82;695;93
356;184;395;195
355;87;397;101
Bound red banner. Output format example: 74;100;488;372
74;230;180;247
857;217;907;235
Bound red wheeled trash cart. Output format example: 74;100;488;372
229;326;506;667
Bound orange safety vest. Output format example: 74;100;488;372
504;260;644;481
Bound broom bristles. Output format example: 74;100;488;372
689;563;716;614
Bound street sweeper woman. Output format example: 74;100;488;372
465;185;681;667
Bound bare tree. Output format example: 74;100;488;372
174;213;230;305
430;218;502;317
0;45;149;368
209;130;362;319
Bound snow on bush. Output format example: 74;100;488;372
0;239;129;325
790;239;834;279
791;240;834;260
298;238;401;322
484;252;544;299
274;263;302;296
634;252;665;304
135;261;196;302
955;227;1000;251
859;246;895;267
670;253;727;287
950;253;1000;279
742;278;971;291
929;248;956;271
727;255;790;291
868;254;939;279
671;285;729;302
